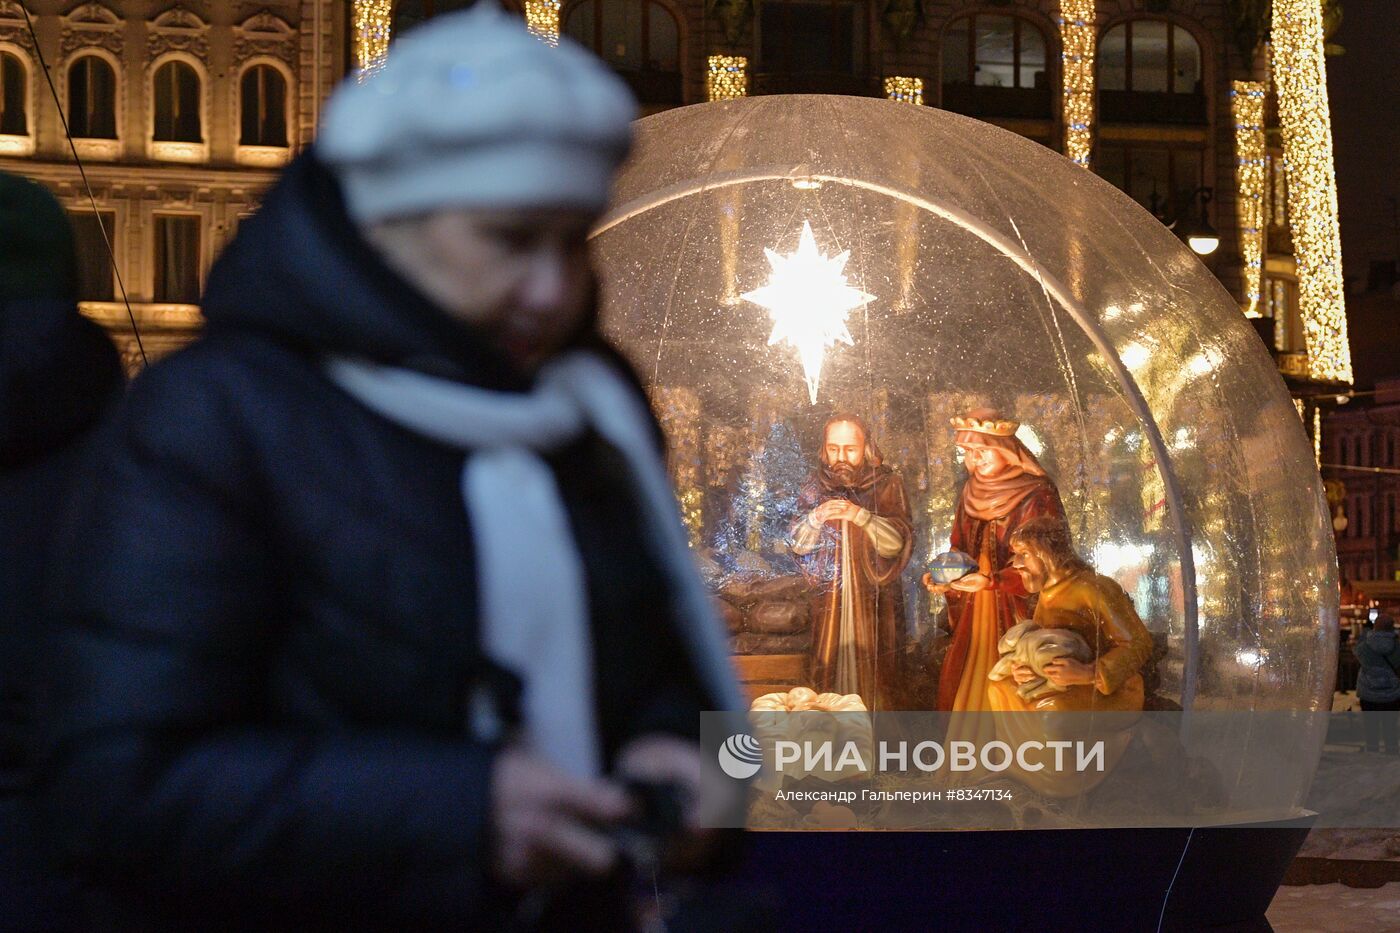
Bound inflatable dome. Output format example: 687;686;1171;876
592;95;1337;809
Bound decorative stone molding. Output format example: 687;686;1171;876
233;10;297;66
147;5;210;60
61;3;124;58
0;2;38;54
234;143;291;167
73;138;122;160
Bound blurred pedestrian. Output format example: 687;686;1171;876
39;5;744;930
0;171;122;931
1355;613;1400;754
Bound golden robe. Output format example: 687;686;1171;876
987;566;1153;796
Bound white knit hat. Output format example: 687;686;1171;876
318;1;636;223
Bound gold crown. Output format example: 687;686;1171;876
950;415;1019;437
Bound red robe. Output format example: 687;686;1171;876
935;480;1065;711
793;467;914;711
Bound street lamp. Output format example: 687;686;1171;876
1178;187;1221;256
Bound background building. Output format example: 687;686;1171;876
0;0;1347;401
1325;316;1400;591
0;0;344;368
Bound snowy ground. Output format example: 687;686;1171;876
1266;695;1400;930
1267;882;1400;931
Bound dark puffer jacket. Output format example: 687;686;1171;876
39;151;719;930
1356;629;1400;705
1;172;123;932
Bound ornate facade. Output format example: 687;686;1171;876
3;0;1341;402
0;1;344;369
358;0;1338;397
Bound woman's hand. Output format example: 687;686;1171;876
614;734;738;872
1011;664;1038;685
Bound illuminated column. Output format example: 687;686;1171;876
1231;81;1267;318
1313;406;1322;470
707;55;748;101
883;76;923;105
1058;0;1096;167
655;387;704;547
1272;0;1352;383
525;0;560;45
352;0;393;79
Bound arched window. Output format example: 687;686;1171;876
1098;19;1204;124
1;51;27;136
940;14;1050;119
68;55;117;139
564;0;680;105
153;60;201;142
240;65;288;147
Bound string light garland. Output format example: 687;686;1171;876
1312;405;1322;470
1272;0;1352;384
1058;0;1096;167
1231;81;1266;318
352;0;392;80
707;55;748;101
884;76;923;106
525;0;560;45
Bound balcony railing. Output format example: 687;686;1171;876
1099;90;1207;126
614;68;683;107
752;72;882;97
939;84;1053;120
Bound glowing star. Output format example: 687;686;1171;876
741;221;875;405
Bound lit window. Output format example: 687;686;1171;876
153;215;201;304
240;65;288;147
68;55;117;139
1098;19;1205;124
1;51;26;136
940;15;1050;119
68;209;116;302
153;61;202;142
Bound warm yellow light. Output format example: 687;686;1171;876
1058;0;1096;167
525;0;560;45
1231;81;1266;317
1272;0;1352;383
1313;405;1322;470
352;0;393;79
1188;234;1221;256
707;55;748;101
741;222;875;405
884;76;924;106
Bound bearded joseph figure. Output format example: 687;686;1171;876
927;409;1066;712
790;416;914;711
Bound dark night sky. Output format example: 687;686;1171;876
1328;1;1400;387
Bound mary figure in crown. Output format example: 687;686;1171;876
927;409;1066;712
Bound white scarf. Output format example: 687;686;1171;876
325;350;744;777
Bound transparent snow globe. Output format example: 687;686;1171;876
592;95;1338;820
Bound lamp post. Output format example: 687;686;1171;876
1178;186;1221;256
